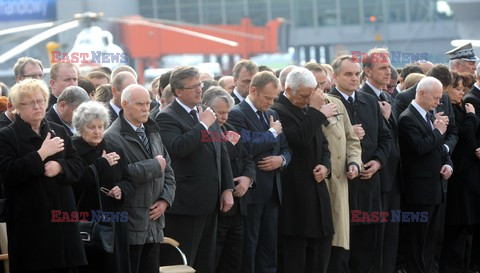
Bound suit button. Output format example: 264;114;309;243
147;173;152;179
149;236;153;241
337;156;341;160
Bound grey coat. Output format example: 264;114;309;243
104;111;176;245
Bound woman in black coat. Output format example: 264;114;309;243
0;79;87;272
442;71;480;272
72;101;135;273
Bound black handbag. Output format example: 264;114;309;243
78;165;115;253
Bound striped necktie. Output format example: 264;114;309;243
136;127;152;157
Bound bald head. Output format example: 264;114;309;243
218;76;235;94
415;76;443;111
111;71;137;107
415;61;434;74
121;84;151;127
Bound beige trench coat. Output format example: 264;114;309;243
322;95;362;250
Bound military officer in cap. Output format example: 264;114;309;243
446;42;479;75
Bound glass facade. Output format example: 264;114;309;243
139;0;453;26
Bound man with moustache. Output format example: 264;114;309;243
228;71;291;273
329;55;391;273
104;84;176;273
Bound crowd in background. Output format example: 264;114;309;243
0;42;479;273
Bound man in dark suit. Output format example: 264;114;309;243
394;64;458;155
329;55;391;273
231;60;258;104
156;66;234;273
397;76;453;273
202;86;256;273
45;86;89;136
109;71;137;124
271;67;336;273
228;71;291;273
358;48;401;273
461;62;480;271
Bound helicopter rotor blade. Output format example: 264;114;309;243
113;17;264;40
0;20;80;64
0;22;57;37
104;17;238;47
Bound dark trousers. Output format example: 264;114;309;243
164;212;218;273
281;235;332;273
440;225;473;273
216;214;244;273
327;246;350;273
242;197;279;273
470;225;480;271
399;203;446;273
130;243;160;273
349;224;382;273
381;189;401;273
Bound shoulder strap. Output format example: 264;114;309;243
77;165;104;212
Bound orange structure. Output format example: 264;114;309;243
119;17;284;81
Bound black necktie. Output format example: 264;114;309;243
136;127;152;157
347;96;354;105
256;110;269;130
379;93;387;102
189;109;199;124
426;111;435;129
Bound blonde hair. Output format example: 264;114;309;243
404;73;426;90
9;79;49;109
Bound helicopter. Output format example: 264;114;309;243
0;11;264;70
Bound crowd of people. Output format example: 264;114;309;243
0;42;479;273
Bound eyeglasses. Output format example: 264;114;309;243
21;73;45;79
19;99;46;108
180;82;204;90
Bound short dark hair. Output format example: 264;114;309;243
400;65;423;79
159;70;172;92
258;65;274;73
169;66;200;96
427;64;452;88
78;77;95;95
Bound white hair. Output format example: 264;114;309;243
121;84;149;103
416;76;442;94
73;101;110;135
285;67;317;94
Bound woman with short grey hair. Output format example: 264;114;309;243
73;100;111;135
72;101;135;273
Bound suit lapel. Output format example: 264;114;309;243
240;100;265;131
408;104;432;132
171;99;197;127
